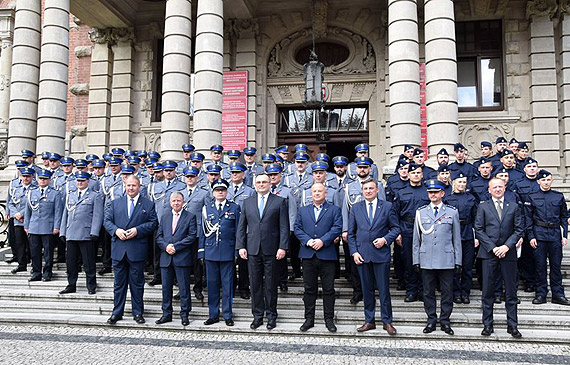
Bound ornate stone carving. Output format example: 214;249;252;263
560;0;570;16
0;75;9;91
74;46;92;58
267;46;282;77
526;0;558;19
362;41;376;72
459;124;514;158
69;83;89;95
111;28;135;44
88;28;112;44
147;133;161;151
70;125;87;137
312;0;328;39
0;140;7;167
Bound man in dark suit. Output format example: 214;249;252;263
104;175;158;325
474;177;524;338
348;178;400;335
155;191;197;326
294;182;342;333
237;173;290;330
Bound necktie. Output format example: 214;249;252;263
271;185;276;194
218;203;223;215
167;180;171;188
234;185;239;195
248;166;252;173
496;200;503;219
113;175;116;182
77;191;81;201
299;174;303;182
188;188;193;197
258;195;265;218
41;188;45;197
172;212;179;234
339;178;343;187
434;206;438;217
368;202;374;224
129;198;135;218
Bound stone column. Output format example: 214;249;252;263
193;0;223;154
7;0;41;164
86;29;113;157
35;0;70;155
423;0;458;158
388;0;420;163
0;38;13;137
235;20;258;148
528;6;560;171
109;28;135;150
160;0;192;160
560;7;570;174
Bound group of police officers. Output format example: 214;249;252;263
4;136;570;336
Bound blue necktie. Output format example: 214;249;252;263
434;206;439;217
258;195;265;219
368;202;374;224
129;198;135;218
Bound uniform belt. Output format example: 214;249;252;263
459;219;471;226
534;219;559;228
401;216;414;223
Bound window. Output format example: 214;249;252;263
280;106;368;132
456;20;503;110
295;42;350;67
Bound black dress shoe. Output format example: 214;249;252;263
532;296;546;304
250;319;263;329
325;319;337;333
155;315;172;325
173;292;181;300
28;276;41;282
463;297;471;304
107;314;123;324
423;323;436;334
240;292;250;300
11;267;26;274
266;319;276;330
98;267;112;275
181;317;190;326
494;296;502;304
195;291;204;301
59;286;76;294
225;318;234;326
453;296;462;304
88;289;96;295
552;296;570;306
5;258;15;264
147;277;161;286
279;283;288;292
441;324;454;335
481;326;494;336
404;294;418;303
204;317;219;325
134;314;145;324
507;326;522;338
300;319;314;332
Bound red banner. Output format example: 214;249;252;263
419;63;428;156
222;71;248;150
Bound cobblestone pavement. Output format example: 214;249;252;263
0;325;569;364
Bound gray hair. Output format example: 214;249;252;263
170;191;184;200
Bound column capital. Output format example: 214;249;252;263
88;28;112;44
526;0;558;20
560;0;570;17
110;27;135;45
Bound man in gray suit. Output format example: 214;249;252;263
237;173;290;330
413;179;462;335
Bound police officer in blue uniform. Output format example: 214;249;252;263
436;148;450;167
199;179;241;326
21;149;42;175
243;147;264;187
412;148;437;180
444;171;478;304
490;137;508;164
275;145;292;174
177;144;195;176
470;157;493;202
448;143;476;180
515;142;530;171
40;151;51;169
24;169;63;282
188;152;207;187
205;144;228;172
59;171;105;294
227;162;255;209
436;165;453;196
386;158;410;203
494;149;524;184
300;162;337;207
527;169;570;306
347;144;379;180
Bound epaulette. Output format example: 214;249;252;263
444;204;457;210
418;204;429;210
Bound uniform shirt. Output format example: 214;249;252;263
526;189;568;242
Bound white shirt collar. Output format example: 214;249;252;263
128;194;140;205
430;202;443;211
216;199;227;208
172;208;182;216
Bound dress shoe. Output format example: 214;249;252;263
240;292;250;300
279;282;288;292
11;267;26;274
494;296;502;304
300;319;314;332
288;273;302;281
42;277;51;282
350;295;362;305
155;315;172;325
250;319;263;329
507;326;522;338
134;314;145;324
147;277;161;286
383;323;397;335
463;297;471;304
404;294;418;303
266;319;276;330
423;323;436;334
88;289;96;295
357;322;376;332
107;314;122;324
552;296;570;306
532;296;546;304
325;319;337;333
98;267;112;275
195;291;204;301
441;324;454;335
481;325;494;336
225;318;234;326
5;258;15;264
453;296;462;304
59;286;76;294
28;276;42;282
181;317;190;326
204;317;219;325
173;292;181;300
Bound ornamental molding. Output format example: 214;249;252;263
458;122;516;159
526;0;558;19
88;28;112;44
312;0;328;39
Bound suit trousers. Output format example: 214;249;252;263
393;243;405;284
249;254;280;321
302;256;335;321
206;260;234;320
235;257;250;294
518;237;536;289
289;233;302;277
12;224;28;269
190;239;204;293
402;235;422;296
535;239;564;298
453;239;475;298
66;240;97;291
161;264;191;318
481;258;518;327
100;230;112;270
357;261;393;324
56;235;66;263
29;234;54;279
112;256;146;316
422;269;454;326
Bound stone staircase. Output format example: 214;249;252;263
1;247;570;343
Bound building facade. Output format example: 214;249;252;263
0;0;568;181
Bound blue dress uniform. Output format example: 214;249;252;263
204;144;229;174
469;175;491;202
275;145;293;176
227;162;256;207
448;143;477;180
392;163;431;301
59;171;105;293
526;170;570;305
199;179;241;323
24;170;63;281
284;151;314;204
347;144;379;180
412;148;437;180
412;180;462;333
99;157;124;273
386;159;410;202
444;172;478;303
176;143;195;176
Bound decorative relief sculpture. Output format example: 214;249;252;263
526;0;558;19
460;123;514;158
